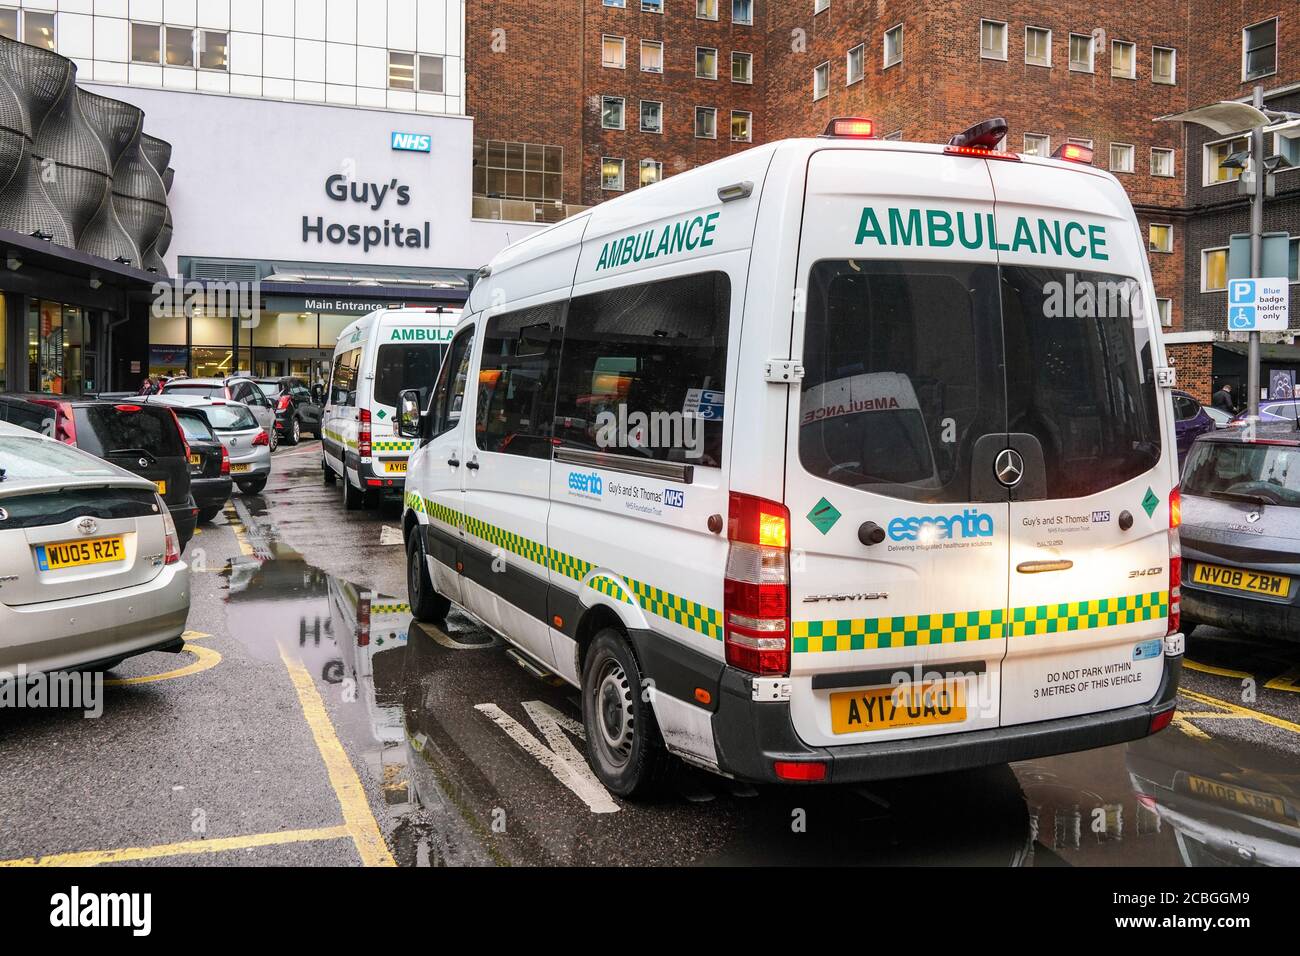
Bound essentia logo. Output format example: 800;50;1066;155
568;471;603;497
391;131;432;152
887;509;994;542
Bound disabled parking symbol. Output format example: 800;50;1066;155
1229;305;1258;330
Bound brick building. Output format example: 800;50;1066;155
465;2;1298;402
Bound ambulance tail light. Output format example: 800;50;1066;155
357;595;371;647
724;492;790;676
359;408;372;458
823;117;875;139
774;760;827;782
1167;487;1181;636
1052;142;1094;165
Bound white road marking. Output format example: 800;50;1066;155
474;701;620;814
379;526;404;546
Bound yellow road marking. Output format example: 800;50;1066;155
1183;658;1254;680
1178;687;1300;736
0;825;350;867
1264;666;1300;694
104;642;221;686
1174;711;1254;720
279;645;395;867
1172;715;1211;740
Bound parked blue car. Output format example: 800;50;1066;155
1173;390;1216;464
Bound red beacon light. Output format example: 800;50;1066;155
943;116;1021;162
822;117;875;139
1052;142;1095;165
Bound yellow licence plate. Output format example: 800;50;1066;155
1193;563;1290;596
36;536;125;572
189;454;201;466
230;463;251;474
155;480;167;494
830;681;967;734
1181;774;1292;823
383;460;408;474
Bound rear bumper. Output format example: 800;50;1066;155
1184;587;1300;639
0;562;191;674
191;476;233;510
710;654;1182;785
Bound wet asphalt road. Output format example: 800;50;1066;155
2;440;1299;867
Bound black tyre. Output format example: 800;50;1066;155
406;532;450;623
197;505;222;524
268;427;279;453
284;416;301;446
323;457;336;484
239;476;268;495
580;629;671;798
343;472;364;510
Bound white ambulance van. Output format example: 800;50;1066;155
321;306;459;509
397;118;1185;796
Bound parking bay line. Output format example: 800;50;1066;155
0;826;351;867
278;645;396;866
103;631;220;686
1177;687;1300;736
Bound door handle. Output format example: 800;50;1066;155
447;456;460;468
465;457;480;471
1016;560;1074;574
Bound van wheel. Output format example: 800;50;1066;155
406;532;449;623
343;472;364;510
322;457;336;485
581;629;671;798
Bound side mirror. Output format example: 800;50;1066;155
398;388;422;439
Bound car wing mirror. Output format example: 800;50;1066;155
398;388;423;439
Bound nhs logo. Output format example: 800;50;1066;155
391;131;432;152
664;489;685;508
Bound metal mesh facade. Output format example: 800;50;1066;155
0;35;172;275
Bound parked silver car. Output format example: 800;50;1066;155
0;421;190;674
144;395;272;495
1180;424;1300;640
158;375;279;450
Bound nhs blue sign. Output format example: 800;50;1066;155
391;131;432;152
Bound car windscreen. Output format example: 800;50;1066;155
202;405;258;431
163;383;225;399
174;409;216;441
0;436;121;480
0;400;55;434
374;344;444;408
254;381;281;397
72;405;186;458
1183;440;1300;508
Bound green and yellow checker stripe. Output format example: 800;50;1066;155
587;574;634;605
322;427;357;450
371;603;411;615
793;590;1168;653
372;439;415;453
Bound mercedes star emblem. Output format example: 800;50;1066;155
77;516;98;535
995;448;1025;488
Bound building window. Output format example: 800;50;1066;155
732;51;753;83
884;25;903;68
0;8;15;41
732;110;752;142
696;47;718;79
1153;46;1176;84
1111;40;1135;78
697;0;718;21
1205;136;1249;185
1025;26;1051;67
1243;18;1277;80
815;0;830;12
980;20;1007;60
640;99;663;133
602;158;625;191
603;35;626;69
1068;33;1094;72
641;39;663;73
640;159;663;187
389;51;443;92
695;106;717;139
642;0;663;10
604;0;625;6
474;140;564;203
733;0;753;25
846;43;865;84
1289;237;1299;282
199;30;228;71
1150;147;1175;177
1156;298;1172;326
1202;249;1228;292
22;10;54;50
1149;223;1173;253
1109;143;1134;173
813;61;829;99
1023;133;1050;157
388;51;414;90
1068;137;1094;149
601;96;626;130
166;26;195;67
131;22;162;63
884;130;904;141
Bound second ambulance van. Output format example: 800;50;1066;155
398;118;1185;796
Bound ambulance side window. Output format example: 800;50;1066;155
428;326;476;440
330;348;360;406
476;304;562;459
554;271;730;467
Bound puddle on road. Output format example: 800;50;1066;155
216;508;1300;866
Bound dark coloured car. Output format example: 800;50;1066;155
168;404;233;523
39;401;201;551
1179;425;1300;640
1172;390;1215;464
0;395;55;435
254;376;321;445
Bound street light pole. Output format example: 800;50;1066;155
1247;84;1265;421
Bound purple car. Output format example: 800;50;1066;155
1172;390;1215;463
